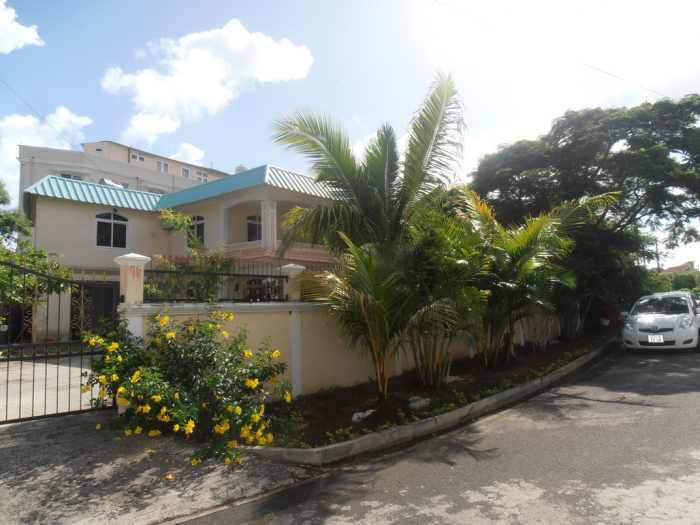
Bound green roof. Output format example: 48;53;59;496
24;176;161;212
156;164;335;209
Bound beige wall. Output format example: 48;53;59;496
228;202;260;243
32;197;180;270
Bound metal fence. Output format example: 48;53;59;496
0;260;116;424
144;267;287;303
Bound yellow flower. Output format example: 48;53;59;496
235;457;243;465
107;342;119;353
131;370;142;383
266;433;274;444
104;355;112;363
158;314;170;327
190;458;202;466
284;391;292;403
151;394;162;403
234;406;242;415
224;457;231;465
147;429;161;438
221;330;229;339
95;423;102;431
243;349;253;359
134;425;143;435
157;413;171;422
137;404;151;414
186;324;194;333
213;419;231;434
165;331;176;341
80;384;90;394
116;355;123;363
124;427;132;437
213;311;235;321
226;439;238;449
159;405;168;414
257;436;267;446
225;405;234;413
117;386;126;394
163;473;174;481
184;419;195;435
98;375;107;385
174;392;180;401
111;373;119;382
116;396;130;407
172;423;180;432
270;349;281;359
258;405;265;416
98;388;106;398
239;425;252;439
244;378;259;389
250;413;261;424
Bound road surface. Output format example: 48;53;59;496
244;347;700;524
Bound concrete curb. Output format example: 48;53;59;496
248;338;616;466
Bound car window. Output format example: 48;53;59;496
632;296;690;315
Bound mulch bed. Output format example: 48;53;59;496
269;330;614;447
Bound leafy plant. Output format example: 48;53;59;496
83;310;291;464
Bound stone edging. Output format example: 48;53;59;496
248;338;615;466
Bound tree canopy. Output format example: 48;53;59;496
471;95;700;247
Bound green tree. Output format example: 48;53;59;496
273;73;463;253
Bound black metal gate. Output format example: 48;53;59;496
0;261;118;424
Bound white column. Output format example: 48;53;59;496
290;309;303;396
260;200;277;249
114;253;151;337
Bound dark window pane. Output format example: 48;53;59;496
196;223;204;243
96;212;112;219
113;223;126;248
247;221;261;241
97;221;111;246
113;214;128;222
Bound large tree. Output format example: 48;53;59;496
471;95;700;246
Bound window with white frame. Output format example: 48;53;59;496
246;215;262;242
96;212;127;248
182;167;190;178
156;160;169;173
59;173;83;181
196;171;208;183
188;215;205;247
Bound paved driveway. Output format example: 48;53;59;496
245;347;700;524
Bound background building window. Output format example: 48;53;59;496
247;215;262;242
188;215;205;247
156;160;169;173
96;212;127;248
182;167;190;178
196;171;208;183
59;173;83;181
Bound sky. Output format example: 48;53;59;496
1;0;700;265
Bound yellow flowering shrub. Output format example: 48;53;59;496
83;311;288;465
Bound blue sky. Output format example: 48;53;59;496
2;0;700;264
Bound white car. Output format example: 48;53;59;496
623;292;700;350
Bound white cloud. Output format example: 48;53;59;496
0;107;92;207
170;142;205;165
0;0;43;54
101;19;313;145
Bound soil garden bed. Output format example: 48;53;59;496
269;330;614;448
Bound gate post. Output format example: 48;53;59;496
281;264;306;301
114;253;151;337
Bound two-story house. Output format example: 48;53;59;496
19;141;334;277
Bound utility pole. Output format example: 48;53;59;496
655;239;661;272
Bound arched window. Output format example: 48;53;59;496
96;212;127;248
188;215;205;247
247;215;262;241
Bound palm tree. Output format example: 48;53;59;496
448;188;619;366
272;73;463;253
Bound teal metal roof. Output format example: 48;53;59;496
24;176;161;211
156;164;335;209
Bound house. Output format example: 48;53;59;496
19;142;335;277
660;261;695;274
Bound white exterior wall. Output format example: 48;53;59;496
18;145;227;211
32;197;184;270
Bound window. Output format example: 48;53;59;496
247;215;262;242
632;296;691;316
188;216;205;247
96;212;127;248
138;156;144;162
182;167;190;178
60;173;82;181
131;154;138;160
95;148;103;152
196;171;208;184
156;160;169;173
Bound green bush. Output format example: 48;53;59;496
83;310;290;465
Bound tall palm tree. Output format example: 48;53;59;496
272;73;463;253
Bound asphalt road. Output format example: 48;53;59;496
243;347;700;524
